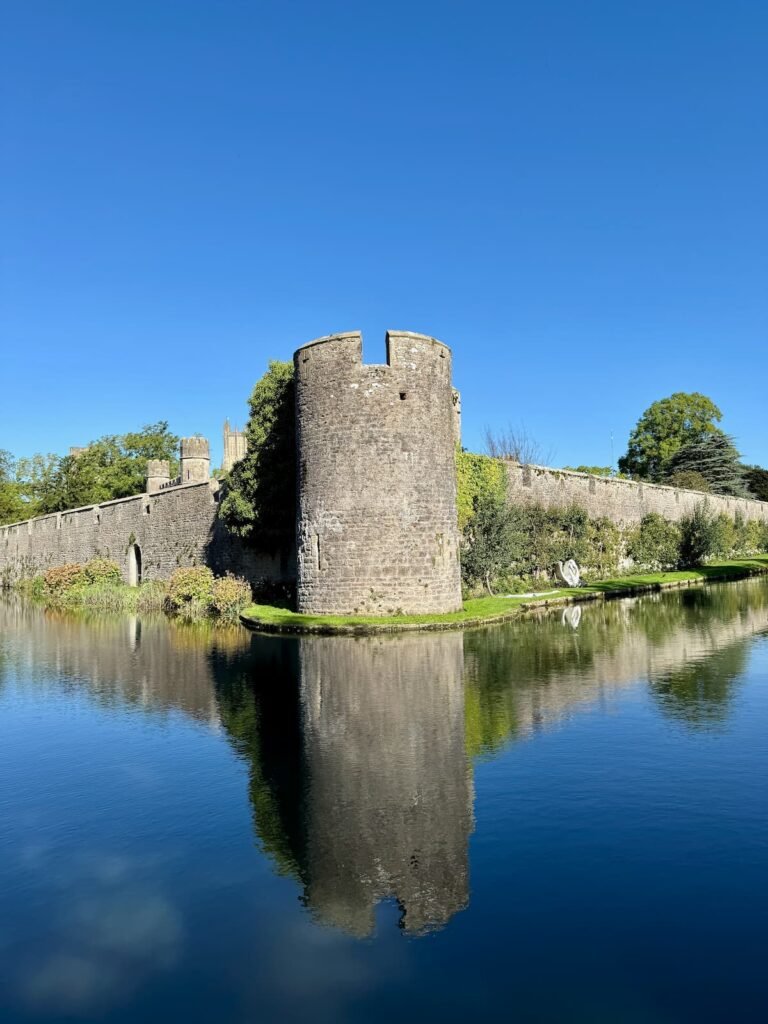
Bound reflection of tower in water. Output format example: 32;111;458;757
298;632;473;937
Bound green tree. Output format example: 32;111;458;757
14;453;59;514
744;466;768;502
678;501;719;567
461;489;518;594
32;422;179;513
666;469;711;493
0;450;27;525
666;433;747;496
618;392;723;482
219;361;296;554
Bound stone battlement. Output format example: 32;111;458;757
294;330;451;375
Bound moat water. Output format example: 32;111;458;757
1;580;767;1023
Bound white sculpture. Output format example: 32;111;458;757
555;559;581;588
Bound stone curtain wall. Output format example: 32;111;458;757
505;462;768;526
0;481;285;586
294;331;463;615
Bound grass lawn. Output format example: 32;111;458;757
241;554;768;634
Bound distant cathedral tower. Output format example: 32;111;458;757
222;420;247;473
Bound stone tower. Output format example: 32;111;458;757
146;459;171;494
222;420;247;473
294;330;462;615
179;437;210;484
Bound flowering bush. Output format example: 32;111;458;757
210;574;252;621
43;563;86;596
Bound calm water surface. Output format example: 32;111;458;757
1;580;767;1023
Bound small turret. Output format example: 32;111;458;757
179;437;210;484
146;459;171;494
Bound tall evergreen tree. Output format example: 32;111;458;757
744;466;768;502
666;433;747;497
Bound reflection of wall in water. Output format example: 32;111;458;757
298;632;472;936
464;579;768;754
0;600;249;726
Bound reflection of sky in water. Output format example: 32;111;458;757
1;583;768;1023
19;869;182;1014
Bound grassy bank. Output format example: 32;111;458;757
240;555;768;635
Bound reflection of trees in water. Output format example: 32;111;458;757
212;638;305;879
214;632;472;937
464;578;768;754
649;642;752;728
214;583;766;940
3;577;767;941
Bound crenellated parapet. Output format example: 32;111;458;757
294;330;462;615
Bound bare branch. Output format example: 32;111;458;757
483;424;553;466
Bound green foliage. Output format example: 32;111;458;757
626;513;681;570
666;433;747;497
42;563;86;596
163;566;250;621
165;566;215;612
210;574;253;623
460;490;519;591
666;469;711;493
456;450;507;532
22;422;180;514
83;557;121;584
737;516;768;556
744;465;768;502
678;501;720;567
585;516;623;577
502;503;620;580
0;450;28;525
619;392;723;482
219;361;296;553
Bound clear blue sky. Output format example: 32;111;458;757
1;0;766;470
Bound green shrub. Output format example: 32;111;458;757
711;513;736;558
83;557;121;585
626;513;681;570
584;517;622;577
210;574;252;622
678;501;719;567
461;490;518;592
164;566;215;613
745;519;768;554
43;563;86;596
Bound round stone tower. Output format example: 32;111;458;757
179;437;210;484
294;330;462;615
146;459;171;494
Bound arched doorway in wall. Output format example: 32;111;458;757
127;544;142;587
